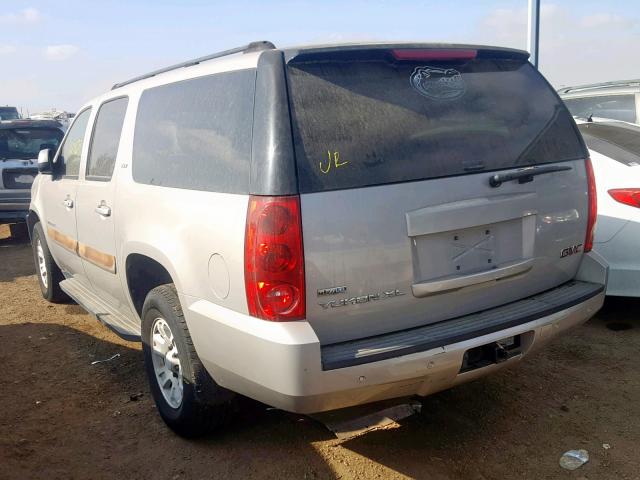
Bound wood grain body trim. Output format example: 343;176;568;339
78;243;116;274
47;227;78;253
47;226;116;274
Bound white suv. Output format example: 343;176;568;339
30;41;607;437
559;79;640;124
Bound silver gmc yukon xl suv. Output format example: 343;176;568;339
29;41;608;437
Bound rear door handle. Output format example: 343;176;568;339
95;203;111;217
63;198;74;209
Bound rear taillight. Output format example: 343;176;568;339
244;195;305;321
584;158;597;253
391;49;477;61
608;189;640;208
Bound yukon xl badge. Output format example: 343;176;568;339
561;244;583;258
410;66;466;100
319;289;405;310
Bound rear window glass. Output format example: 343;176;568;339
579;122;640;166
133;69;255;193
287;51;586;193
564;95;637;124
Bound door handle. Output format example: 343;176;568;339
63;198;74;209
95;203;111;217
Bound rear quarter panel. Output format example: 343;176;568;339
112;64;256;320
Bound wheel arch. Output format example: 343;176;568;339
124;249;180;318
27;209;41;239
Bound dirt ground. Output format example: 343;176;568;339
0;224;639;480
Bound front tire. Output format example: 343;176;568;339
141;284;236;437
31;222;69;303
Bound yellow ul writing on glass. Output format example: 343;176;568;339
319;150;349;174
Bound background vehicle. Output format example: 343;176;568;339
0;106;20;121
577;118;640;297
559;79;640;124
1;119;63;236
29;41;607;437
30;110;75;131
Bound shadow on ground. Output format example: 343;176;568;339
0;233;34;283
1;301;639;480
338;297;640;479
593;295;640;331
0;322;339;480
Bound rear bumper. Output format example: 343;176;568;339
183;253;607;414
0;210;28;223
0;191;30;223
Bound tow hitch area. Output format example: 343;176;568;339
460;335;522;373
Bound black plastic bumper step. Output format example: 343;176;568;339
321;281;604;370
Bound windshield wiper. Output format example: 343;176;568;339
489;165;573;188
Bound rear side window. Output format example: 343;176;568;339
57;108;92;177
86;97;128;181
564;95;637;123
132;70;255;193
286;51;586;193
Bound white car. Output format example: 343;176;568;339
559;79;640;125
577;119;640;296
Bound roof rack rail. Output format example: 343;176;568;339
111;40;276;90
557;79;640;94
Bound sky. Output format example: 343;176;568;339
1;0;639;113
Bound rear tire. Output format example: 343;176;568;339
31;222;69;303
141;284;236;437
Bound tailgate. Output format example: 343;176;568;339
285;46;589;344
301;163;587;343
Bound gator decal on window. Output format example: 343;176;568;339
410;66;466;100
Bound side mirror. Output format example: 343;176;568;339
37;148;55;174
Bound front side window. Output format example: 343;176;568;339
86;97;129;181
57;108;92;177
